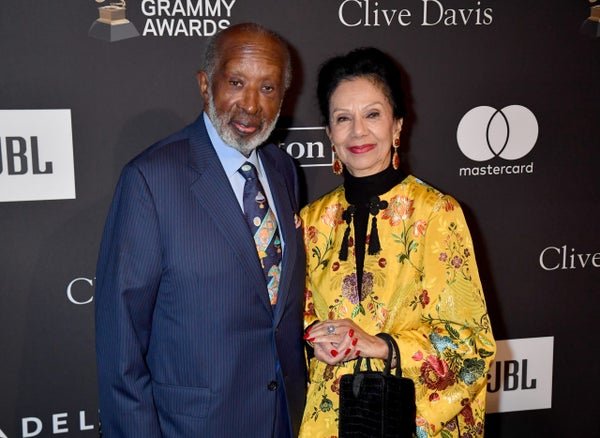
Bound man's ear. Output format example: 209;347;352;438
197;71;210;109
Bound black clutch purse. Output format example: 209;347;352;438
339;333;416;437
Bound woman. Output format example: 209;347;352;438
299;47;495;438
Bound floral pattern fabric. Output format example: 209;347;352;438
298;176;495;438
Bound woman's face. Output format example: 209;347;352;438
327;77;402;177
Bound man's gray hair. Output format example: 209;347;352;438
202;23;292;90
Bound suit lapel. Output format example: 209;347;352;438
187;119;273;314
260;150;298;326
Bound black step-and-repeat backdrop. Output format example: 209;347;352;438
1;1;599;437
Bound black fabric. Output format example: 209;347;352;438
339;333;416;438
342;166;405;297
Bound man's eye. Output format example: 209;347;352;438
229;80;242;87
262;85;274;93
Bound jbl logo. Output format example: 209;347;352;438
487;359;537;393
0;136;53;175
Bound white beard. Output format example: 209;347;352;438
205;90;280;156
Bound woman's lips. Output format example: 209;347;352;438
348;144;376;154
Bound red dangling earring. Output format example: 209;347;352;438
332;144;343;175
392;137;400;170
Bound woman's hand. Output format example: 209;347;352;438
304;319;389;365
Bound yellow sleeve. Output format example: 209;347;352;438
391;195;496;437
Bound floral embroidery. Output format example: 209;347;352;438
323;365;334;381
442;198;455;212
321;203;344;227
304;289;316;318
459;358;486;385
437;221;472;285
307;225;318;243
420;355;456;390
382;195;414;225
451;255;463;268
413;219;427;237
410;289;430;310
341;272;374;304
331;377;341;395
319;394;333;413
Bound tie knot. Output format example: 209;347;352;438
239;162;258;181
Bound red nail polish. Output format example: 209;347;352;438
307;337;315;342
345;348;351;356
356;350;361;356
348;329;354;338
352;338;358;346
331;350;338;357
303;332;310;339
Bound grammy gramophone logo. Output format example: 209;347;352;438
89;0;140;42
581;0;600;37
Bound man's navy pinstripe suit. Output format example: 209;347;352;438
95;116;307;437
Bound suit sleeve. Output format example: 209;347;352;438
95;163;162;437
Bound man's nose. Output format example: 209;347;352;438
239;88;260;115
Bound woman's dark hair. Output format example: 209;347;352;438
317;47;406;124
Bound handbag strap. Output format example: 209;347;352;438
376;333;403;377
353;355;373;373
352;333;403;377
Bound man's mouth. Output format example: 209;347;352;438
231;120;260;135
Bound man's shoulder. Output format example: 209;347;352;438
128;118;204;170
258;143;297;184
260;142;294;166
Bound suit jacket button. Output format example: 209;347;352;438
267;380;278;391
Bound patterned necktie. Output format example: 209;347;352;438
239;162;282;305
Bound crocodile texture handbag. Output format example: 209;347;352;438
339;333;416;437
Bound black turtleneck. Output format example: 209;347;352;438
342;165;406;298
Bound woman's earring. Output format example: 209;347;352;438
332;144;343;175
392;137;400;170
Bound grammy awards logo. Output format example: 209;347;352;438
89;0;140;42
581;0;600;37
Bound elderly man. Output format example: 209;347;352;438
95;23;306;437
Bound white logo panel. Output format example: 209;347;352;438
487;337;553;413
0;109;75;203
457;105;538;162
278;127;333;168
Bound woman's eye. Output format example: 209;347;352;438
336;116;349;123
367;111;380;118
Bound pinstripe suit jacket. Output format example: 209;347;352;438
95;116;307;437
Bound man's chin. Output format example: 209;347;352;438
224;132;264;155
224;127;272;154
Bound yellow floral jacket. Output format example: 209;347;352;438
299;175;495;438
